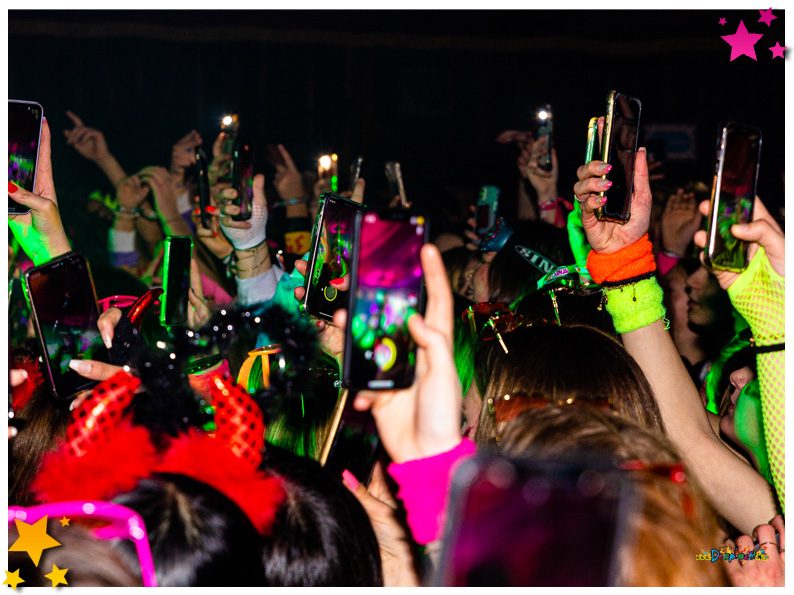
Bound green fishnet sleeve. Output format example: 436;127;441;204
727;247;785;512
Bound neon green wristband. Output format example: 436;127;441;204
604;277;666;334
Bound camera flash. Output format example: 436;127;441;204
222;115;233;126
319;155;332;170
538;110;549;120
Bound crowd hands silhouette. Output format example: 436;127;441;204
6;98;784;587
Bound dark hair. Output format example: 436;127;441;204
111;473;265;587
487;220;573;304
259;449;383;586
513;284;616;337
474;324;664;445
8;521;141;587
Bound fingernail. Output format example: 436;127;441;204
68;359;89;374
8;181;18;194
101;330;113;350
316;320;324;329
597;196;608;205
600;180;613;189
342;469;359;490
193;208;200;215
206;206;216;213
69;399;77;412
213;232;218;237
329;278;344;287
9;426;18;438
601;164;612;173
733;223;748;231
42;117;47;123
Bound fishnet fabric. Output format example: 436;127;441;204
728;248;785;512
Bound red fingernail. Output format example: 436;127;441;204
316;320;324;328
213;232;218;237
8;181;18;194
329;278;344;287
342;469;359;490
193;208;200;215
206;206;216;213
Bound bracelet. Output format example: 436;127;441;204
752;342;784;354
113;210;138;220
115;205;139;215
273;197;309;208
138;207;158;221
603;276;666;334
587;234;656;286
232;251;270;275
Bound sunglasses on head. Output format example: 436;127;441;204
8;501;158;587
462;302;528;354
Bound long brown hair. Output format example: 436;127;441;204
474;324;664;446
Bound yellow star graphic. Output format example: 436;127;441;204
3;569;25;591
58;517;70;527
43;564;68;588
8;517;61;566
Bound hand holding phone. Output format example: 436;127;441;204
231;140;254;221
9;100;43;215
535;104;553;173
384;162;408;208
160;236;193;329
342;239;463;466
195;148;212;229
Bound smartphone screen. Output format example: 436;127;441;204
601;92;641;223
25;253;111;400
161;236;193;328
536;104;553;172
231;140;254;221
706;123;762;271
475;185;499;235
195;148;211;229
344;209;427;390
303;194;361;321
8;100;43;214
437;454;632;587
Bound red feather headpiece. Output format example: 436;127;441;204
31;369;284;535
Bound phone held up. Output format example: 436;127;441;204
536;104;553;172
475;185;500;236
160;236;193;329
195;147;212;229
704;122;762;272
24;252;111;401
8;99;44;215
385;161;409;207
231;140;254;221
301;193;362;322
597;90;642;224
349;155;364;192
343;208;428;391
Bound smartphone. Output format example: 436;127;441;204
349;155;364;191
301;194;361;322
231;140;254;221
318;154;339;193
160;236;193;329
195;147;211;229
475;185;500;236
436;454;633;587
598;91;642;224
384;162;408;207
24;253;111;401
320;388;382;487
220;113;239;155
536;104;553;172
704;122;762;272
343;208;428;391
585;117;599;164
8;100;44;215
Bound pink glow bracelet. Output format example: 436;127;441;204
387;439;477;545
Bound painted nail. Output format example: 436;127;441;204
8;181;18;194
316;320;324;329
206;206;216;213
598;196;608;205
213;232;218;238
42;116;47;123
68;359;90;374
342;469;360;491
600;180;613;189
601;164;612;173
329;277;344;287
193;208;201;215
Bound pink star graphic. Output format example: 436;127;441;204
719;17;727;25
769;41;786;58
758;8;777;27
721;20;764;61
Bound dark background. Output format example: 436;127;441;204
9;9;786;231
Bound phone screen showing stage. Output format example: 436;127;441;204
347;211;425;390
27;254;110;399
9;101;42;213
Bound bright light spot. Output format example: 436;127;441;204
131;527;144;540
222;115;233;126
156;341;166;349
331;154;338;161
169;353;176;360
538;110;549;120
83;503;95;514
319;155;332;169
220;310;227;316
254;317;261;324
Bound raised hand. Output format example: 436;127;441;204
273;145;306;200
139;166;179;219
660;188;703;256
574;147;652;254
63;110;111;163
117;174;151;210
170;130;202;176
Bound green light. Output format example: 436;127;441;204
361;329;376;349
331;175;338;193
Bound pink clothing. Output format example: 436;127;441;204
200;272;234;308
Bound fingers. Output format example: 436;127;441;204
293;286;306;302
10;369;28;389
35;118;54;199
632;147;650;201
329;273;350;291
753;522;780;558
65;110;84;128
419;244;453;340
8;181;54;213
212;132;227;157
597;116;604;146
332;308;347;332
97;307;123;349
769;515;785;549
189;258;204;301
351;178;365;204
731;218;786;265
251;173;267;207
68;359;124;382
294;258;308;276
278;145;298;172
752;195;784;234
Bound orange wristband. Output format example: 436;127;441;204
586;234;656;286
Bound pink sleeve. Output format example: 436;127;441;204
387;439;478;545
657;251;681;276
199;272;234;308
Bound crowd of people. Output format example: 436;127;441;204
7;94;785;587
